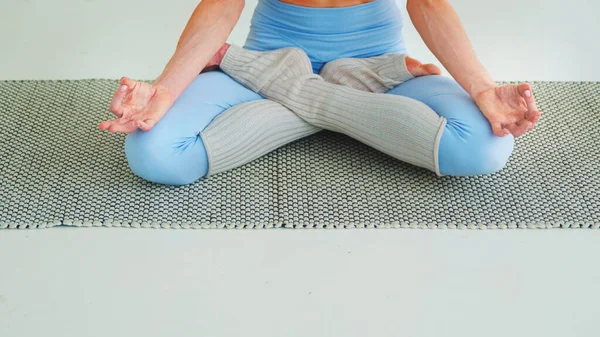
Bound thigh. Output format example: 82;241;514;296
386;75;514;176
124;71;263;185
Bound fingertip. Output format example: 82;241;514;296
495;130;508;137
135;120;145;131
99;121;111;130
138;119;155;131
491;123;504;137
520;82;532;91
510;126;523;138
120;76;136;88
517;83;531;98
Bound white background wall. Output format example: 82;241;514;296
0;0;598;81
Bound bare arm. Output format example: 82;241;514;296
100;0;245;133
153;0;245;102
406;0;495;99
406;0;541;138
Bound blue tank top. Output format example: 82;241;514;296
244;0;407;73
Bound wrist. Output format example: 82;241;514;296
469;78;497;101
151;80;177;104
152;73;180;102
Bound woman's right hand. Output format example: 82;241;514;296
99;76;174;133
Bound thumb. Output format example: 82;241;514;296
490;121;510;137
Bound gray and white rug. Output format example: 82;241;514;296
0;79;598;229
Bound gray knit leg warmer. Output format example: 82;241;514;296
319;53;415;93
219;44;447;176
200;100;322;177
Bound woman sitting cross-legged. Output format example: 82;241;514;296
99;0;541;185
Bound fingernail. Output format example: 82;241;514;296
120;85;127;92
524;90;531;98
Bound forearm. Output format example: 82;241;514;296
153;0;244;102
407;0;496;99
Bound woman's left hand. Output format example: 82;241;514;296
474;83;542;138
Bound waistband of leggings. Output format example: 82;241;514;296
254;0;401;34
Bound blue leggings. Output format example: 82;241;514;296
124;0;514;185
124;71;514;185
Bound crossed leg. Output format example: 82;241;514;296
319;54;515;176
125;46;513;185
124;71;319;185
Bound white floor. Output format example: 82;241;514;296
1;229;599;337
1;0;599;336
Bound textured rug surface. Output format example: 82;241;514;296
0;79;598;229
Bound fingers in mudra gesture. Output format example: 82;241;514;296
474;82;542;138
99;76;174;133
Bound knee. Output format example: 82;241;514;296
398;80;514;177
124;126;209;186
438;120;515;176
472;134;514;175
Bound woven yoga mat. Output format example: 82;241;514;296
0;79;598;229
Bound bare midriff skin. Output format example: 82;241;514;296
100;0;541;139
